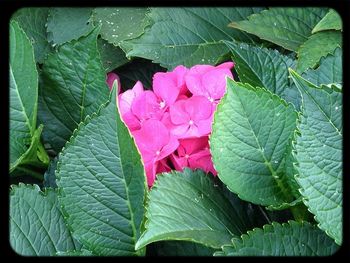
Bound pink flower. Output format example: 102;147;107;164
153;65;189;110
131;90;164;124
170;137;217;175
168;96;213;138
118;81;144;131
133;119;179;186
185;62;234;103
106;72;121;91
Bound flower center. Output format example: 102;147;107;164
189;120;194;125
159;101;166;109
156;150;161;156
207;96;214;103
185;154;190;159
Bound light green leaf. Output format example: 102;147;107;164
93;8;150;47
10;21;48;172
229;8;328;51
210;79;298;207
10;184;78;256
302;47;342;86
224;40;301;110
97;38;129;72
136;169;267;250
121;7;264;69
56;87;147;256
289;70;342;245
38;27;110;153
215;221;339;256
47;8;94;45
312;9;342;33
296;31;342;73
11;8;52;63
56;249;93;256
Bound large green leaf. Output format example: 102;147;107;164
136;169;268;250
302;47;342;86
47;8;94;45
289;70;342;245
229;8;328;51
224;40;301;110
121;7;264;69
210;79;298;207
10;21;48;172
296;31;342;73
97;38;129;72
151;241;216;256
56;87;147;256
10;184;78;255
215;221;338;256
12;8;52;63
93;8;150;47
312;9;342;33
38;27;110;153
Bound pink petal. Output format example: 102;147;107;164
156;158;172;174
106;72;121;92
153;72;180;107
169;100;190;125
158;135;179;160
144;161;157;186
195;118;213;136
121;111;141;131
185;96;213;121
202;68;233;100
133;119;170;161
216;61;235;70
178;137;209;155
118;81;144;115
169;153;187;171
170;123;191;138
189;150;217;175
131;91;163;122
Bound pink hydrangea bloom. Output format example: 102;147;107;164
185;62;234;104
116;61;235;186
170;137;217;175
133;119;179;186
168;96;213;138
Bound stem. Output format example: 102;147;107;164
15;166;44;181
290;203;310;222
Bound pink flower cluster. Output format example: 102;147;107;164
107;62;234;186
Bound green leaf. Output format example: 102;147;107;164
229;8;328;51
11;8;52;63
289;70;342;245
215;221;339;256
210;79;298;207
312;9;342;33
38;27;110;153
302;47;342;86
97;38;129;72
10;21;49;172
296;31;342;73
136;169;266;250
10;184;78;256
151;241;216;256
121;7;264;69
56;249;93;256
47;8;94;45
56;87;147;256
93;7;151;47
224;40;301;110
116;58;166;90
